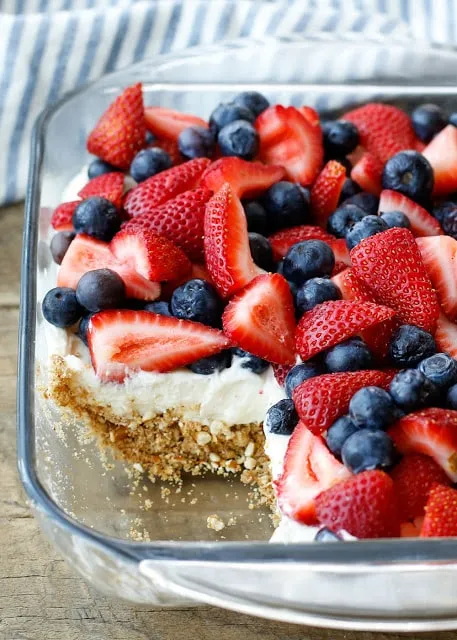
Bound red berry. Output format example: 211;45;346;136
311;160;347;226
378;189;442;237
268;225;335;262
144;107;207;141
51;201;79;231
420;484;457;537
423;125;457;197
201;157;285;199
78;172;124;209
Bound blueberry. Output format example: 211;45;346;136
450;113;457;128
447;383;457;409
285;361;322;398
87;158;118;179
145;130;156;145
326;204;367;238
342;429;396;474
349;386;399;430
412;103;446;143
389;324;436;367
248;233;275;271
243;201;268;235
314;527;342;542
76;268;126;313
340;192;379;216
262;181;311;231
72;197;121;241
232;91;269;117
178;126;215;159
345;215;388;250
382;150;434;204
324;338;373;373
130;147;172;182
143;300;172;316
326;415;360;457
339;178;361;203
217;120;259;160
389;369;438;412
264;399;299;436
295;277;341;315
77;312;94;346
418;353;457;389
232;348;269;374
323;120;359;157
209;102;255;135
42;287;84;328
188;350;232;375
50;231;75;265
380;210;411;230
432;201;457;238
283;240;335;287
170;278;223;327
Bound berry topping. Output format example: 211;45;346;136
261;181;311;232
323;337;373;374
342;429;396;474
268;225;333;262
421;484;457;537
378;189;441;237
323;120;359;157
418;353;457;389
422;125;457;197
248;233;274;271
284;361;322;398
341;191;379;215
78;172;124;209
144;300;172;316
282;240;335;286
326;204;367;238
348;386;400;431
314;527;342;542
435;312;457;360
144;106;208;141
209;102;255;135
243;201;268;235
88;158;118;179
178;126;215;160
217;120;259;161
202;157;285;200
412;104;447;143
42;287;84;328
381;150;434;204
310;160;347;226
264;399;299;436
326;415;359;458
388;324;436;368
232;91;270;118
170;279;223;328
50;231;75;265
432;201;457;239
389;369;438;413
295;277;341;316
339;178;362;202
130;147;172;182
76;268;126;313
351;152;383;196
51;201;79;232
345;215;388;250
416;236;457;321
447;383;457;409
187;350;232;375
232;348;269;374
72;197;121;242
379;210;411;230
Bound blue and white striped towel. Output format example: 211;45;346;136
0;0;454;205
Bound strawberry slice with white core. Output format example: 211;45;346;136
378;189;442;237
144;107;208;141
435;312;457;359
88;310;231;382
416;236;457;321
204;183;261;298
388;408;457;481
350;152;383;195
222;273;296;365
275;422;351;524
201;157;285;199
310;160;347;226
422;124;457;197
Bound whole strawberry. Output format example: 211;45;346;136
420;483;457;537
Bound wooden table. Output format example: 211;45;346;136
2;202;457;640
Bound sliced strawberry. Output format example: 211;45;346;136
222;273;296;365
201;157;285;199
295;300;396;361
293;370;396;435
328;238;351;270
390;454;451;521
88;310;231;382
87;83;145;170
331;268;370;301
272;363;293;387
154;137;183;166
204;183;260;298
315;470;400;538
144;107;207;141
298;106;320;127
275;422;351;524
311;160;347;226
124;158;211;217
57;234;160;301
78;172;124;209
268;225;335;261
423;125;457;197
378;189;442;237
343;102;416;164
51;201;79;231
420;484;457;537
350;227;440;334
388;408;457;481
435;311;457;358
416;236;457;321
350;152;383;195
110;227;191;282
123;187;211;262
256;105;323;186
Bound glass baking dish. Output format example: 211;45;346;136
18;35;457;631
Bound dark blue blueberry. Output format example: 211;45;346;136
42;287;84;328
314;527;342;542
232;348;269;374
295;277;341;315
50;231;75;265
418;353;457;389
382;150;434;204
324;338;373;374
72;196;121;241
264;399;299;436
389;324;436;368
76;268;126;313
389;369;438;412
87;158;118;179
326;204;367;238
217;120;259;160
446;383;457;409
145;130;156;145
340;192;379;216
345;215;388;250
380;210;411;230
143;300;172;316
412;103;446;143
232;91;270;117
432;201;457;238
178;125;215;159
188;350;232;375
339;178;361;203
243;200;268;235
349;386;400;430
323;120;359;157
282;240;335;286
130;147;172;182
285;361;322;398
262;181;311;231
170;278;223;328
342;429;396;474
326;415;360;457
209;102;255;135
248;233;275;271
77;312;94;346
449;113;457;128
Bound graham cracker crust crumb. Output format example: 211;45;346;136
207;514;226;532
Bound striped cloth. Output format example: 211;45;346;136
0;0;453;205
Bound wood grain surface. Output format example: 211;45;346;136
2;202;457;639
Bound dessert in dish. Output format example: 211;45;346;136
41;83;457;541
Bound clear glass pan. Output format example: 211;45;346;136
18;34;457;631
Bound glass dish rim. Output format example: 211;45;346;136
18;33;457;568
